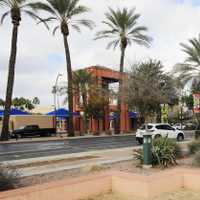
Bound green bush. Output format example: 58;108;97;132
188;140;200;155
194;151;200;166
134;137;181;168
0;165;20;191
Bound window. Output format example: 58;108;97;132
140;125;153;130
156;124;174;130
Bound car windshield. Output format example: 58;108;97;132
140;125;153;130
19;126;25;129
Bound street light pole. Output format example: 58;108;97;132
54;73;62;133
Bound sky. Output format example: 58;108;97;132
1;0;200;107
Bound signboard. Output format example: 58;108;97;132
193;93;200;113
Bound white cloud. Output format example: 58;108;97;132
0;0;200;106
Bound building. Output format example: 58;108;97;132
73;66;137;135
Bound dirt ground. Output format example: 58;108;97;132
81;189;200;200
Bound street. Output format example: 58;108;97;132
0;135;138;162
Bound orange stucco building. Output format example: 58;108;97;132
73;66;136;135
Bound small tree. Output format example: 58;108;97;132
127;60;178;122
85;85;110;134
73;69;93;134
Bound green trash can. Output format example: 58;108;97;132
143;133;152;169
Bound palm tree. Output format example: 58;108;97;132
0;0;47;141
73;69;92;134
174;34;200;85
31;0;94;137
95;7;152;134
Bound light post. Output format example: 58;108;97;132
53;73;62;133
143;132;152;169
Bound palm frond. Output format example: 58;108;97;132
106;39;120;50
0;10;10;24
24;2;56;16
68;5;90;17
23;10;49;29
74;19;94;30
52;25;59;35
95;7;152;49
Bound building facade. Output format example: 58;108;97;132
73;66;137;135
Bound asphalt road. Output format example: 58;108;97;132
0;135;138;162
0;131;194;162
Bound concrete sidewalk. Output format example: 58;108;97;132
0;140;190;177
1;147;137;177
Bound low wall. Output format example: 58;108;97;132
0;173;111;200
1;168;200;200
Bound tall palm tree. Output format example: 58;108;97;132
73;69;92;134
95;7;152;134
0;0;46;141
174;34;200;85
31;0;94;137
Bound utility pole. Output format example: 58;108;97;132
53;73;62;133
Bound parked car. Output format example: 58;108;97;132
136;123;185;144
11;125;56;138
173;123;186;130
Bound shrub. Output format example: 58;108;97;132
0;165;20;191
194;151;200;166
134;137;181;168
188;140;200;155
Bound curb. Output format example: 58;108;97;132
0;134;136;145
19;156;134;177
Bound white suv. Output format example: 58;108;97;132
136;123;185;144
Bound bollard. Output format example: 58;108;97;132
143;133;152;169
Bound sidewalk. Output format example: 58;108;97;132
0;141;190;178
1;147;137;177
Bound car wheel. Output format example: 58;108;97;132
177;133;184;142
154;134;161;139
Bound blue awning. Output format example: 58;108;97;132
129;112;137;119
47;108;80;118
109;113;119;120
0;108;30;116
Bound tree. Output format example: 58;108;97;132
0;0;46;141
32;97;40;106
0;99;5;108
95;7;152;134
73;69;92;134
32;0;94;136
12;97;40;111
174;34;200;85
85;85;110;134
127;60;178;122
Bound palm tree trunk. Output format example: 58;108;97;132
63;34;74;137
115;47;126;134
1;23;19;141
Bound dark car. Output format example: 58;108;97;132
11;125;56;138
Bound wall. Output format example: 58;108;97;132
1;168;200;200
